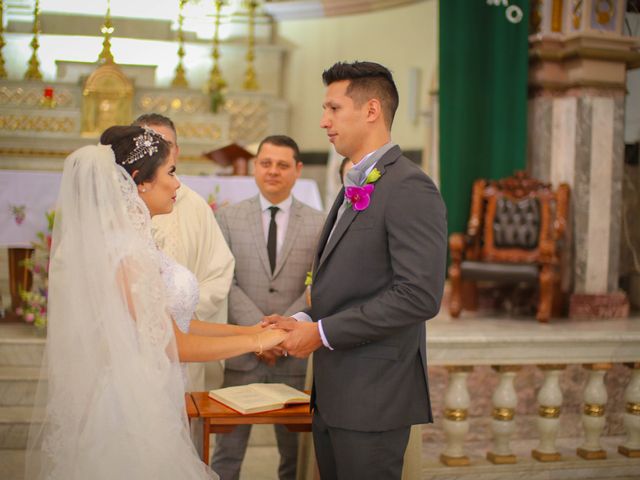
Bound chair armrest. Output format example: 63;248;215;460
449;233;466;264
553;183;570;240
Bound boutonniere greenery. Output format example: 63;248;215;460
344;168;382;212
304;271;313;287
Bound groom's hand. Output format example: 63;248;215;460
281;321;322;358
262;314;297;331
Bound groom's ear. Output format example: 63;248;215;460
365;98;382;124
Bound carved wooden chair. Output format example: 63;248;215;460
448;171;570;322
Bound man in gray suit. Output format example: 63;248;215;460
212;135;324;480
266;61;447;479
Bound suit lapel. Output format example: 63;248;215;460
248;196;272;277
314;188;344;273
273;199;301;278
317;204;357;269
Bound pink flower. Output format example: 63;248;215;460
15;307;24;316
25;313;35;323
345;184;375;211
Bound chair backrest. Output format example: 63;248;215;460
466;171;569;264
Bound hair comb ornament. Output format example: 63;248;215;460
121;128;161;165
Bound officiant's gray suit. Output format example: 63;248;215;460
307;145;447;476
213;195;324;480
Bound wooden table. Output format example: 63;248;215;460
185;393;198;419
189;391;312;464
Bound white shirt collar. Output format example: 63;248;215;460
259;193;293;213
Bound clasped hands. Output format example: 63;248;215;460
256;315;322;363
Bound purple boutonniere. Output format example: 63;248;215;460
344;168;382;212
345;184;375;211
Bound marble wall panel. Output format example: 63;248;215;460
572;96;593;293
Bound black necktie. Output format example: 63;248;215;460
267;206;279;273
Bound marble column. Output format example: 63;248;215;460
528;0;640;318
619;362;640;458
578;363;612;460
532;364;565;462
440;366;472;466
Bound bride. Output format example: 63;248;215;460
25;126;286;479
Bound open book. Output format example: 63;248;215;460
208;383;310;415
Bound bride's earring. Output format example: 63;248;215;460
140;187;147;193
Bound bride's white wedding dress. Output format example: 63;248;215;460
25;145;218;480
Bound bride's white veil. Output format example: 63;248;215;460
25;145;216;479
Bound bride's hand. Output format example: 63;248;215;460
255;328;287;353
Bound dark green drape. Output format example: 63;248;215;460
439;0;529;236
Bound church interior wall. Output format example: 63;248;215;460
277;0;437;153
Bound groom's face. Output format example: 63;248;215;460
320;80;368;160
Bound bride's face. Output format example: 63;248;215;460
137;156;180;216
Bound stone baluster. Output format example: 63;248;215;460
532;364;565;462
577;363;612;459
487;365;520;464
440;366;473;466
619;362;640;457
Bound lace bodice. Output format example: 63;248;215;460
158;249;199;333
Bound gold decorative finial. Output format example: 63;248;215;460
98;0;115;64
242;0;259;91
0;0;7;78
172;0;188;88
207;0;226;93
24;0;43;80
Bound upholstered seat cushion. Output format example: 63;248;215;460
460;260;539;282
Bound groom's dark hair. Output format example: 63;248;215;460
322;61;399;129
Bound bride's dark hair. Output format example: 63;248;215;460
100;125;170;185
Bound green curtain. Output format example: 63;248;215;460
439;0;529;236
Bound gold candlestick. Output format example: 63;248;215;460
0;0;7;78
172;0;188;88
207;0;226;92
98;0;115;64
24;0;43;80
242;0;259;91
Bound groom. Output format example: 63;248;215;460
267;61;447;479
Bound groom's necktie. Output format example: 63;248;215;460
267;206;279;273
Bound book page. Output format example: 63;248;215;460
213;385;280;410
252;383;309;404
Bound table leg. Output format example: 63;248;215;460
203;420;211;465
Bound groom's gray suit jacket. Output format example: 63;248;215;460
307;145;447;432
216;195;324;374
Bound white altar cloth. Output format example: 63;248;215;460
0;171;323;248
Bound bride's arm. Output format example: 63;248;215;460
187;318;262;337
172;322;285;362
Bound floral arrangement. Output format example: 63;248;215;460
207;185;228;212
345;168;382;211
10;204;26;225
16;211;55;329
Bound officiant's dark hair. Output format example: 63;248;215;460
322;61;399;129
257;135;301;163
100;125;170;185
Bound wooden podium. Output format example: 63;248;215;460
188;391;312;464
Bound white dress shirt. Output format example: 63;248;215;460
259;193;293;255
